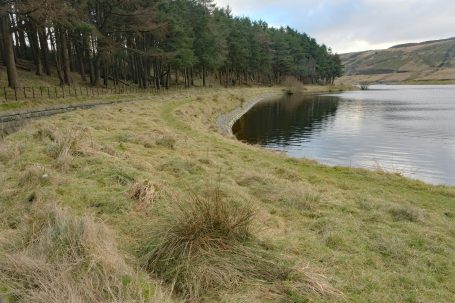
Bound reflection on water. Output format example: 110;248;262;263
233;85;455;185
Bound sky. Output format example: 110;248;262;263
214;0;455;53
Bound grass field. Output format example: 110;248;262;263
0;86;454;302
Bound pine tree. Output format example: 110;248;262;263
0;0;343;89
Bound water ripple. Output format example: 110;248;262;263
234;85;455;185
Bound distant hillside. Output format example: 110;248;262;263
337;37;455;84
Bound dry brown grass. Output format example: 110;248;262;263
155;135;176;150
388;205;425;223
128;180;160;210
0;141;20;164
279;263;343;300
0;205;173;303
40;126;98;169
282;76;305;91
19;164;50;187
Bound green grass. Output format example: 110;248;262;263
140;189;296;299
0;87;454;302
0;67;172;113
0;92;164;113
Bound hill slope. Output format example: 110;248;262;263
338;37;455;84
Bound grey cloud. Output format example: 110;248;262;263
215;0;455;53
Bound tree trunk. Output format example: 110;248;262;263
17;22;28;60
94;55;101;86
0;12;19;88
83;35;95;84
202;64;206;87
166;64;170;89
50;29;64;86
28;23;43;76
60;29;72;85
0;33;5;64
76;36;87;82
38;28;51;75
103;65;108;86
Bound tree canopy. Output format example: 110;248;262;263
0;0;343;88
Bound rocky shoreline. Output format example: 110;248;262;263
216;91;283;137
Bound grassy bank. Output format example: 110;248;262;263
0;87;454;302
0;82;354;113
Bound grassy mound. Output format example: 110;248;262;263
140;190;292;298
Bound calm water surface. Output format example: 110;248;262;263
233;85;455;185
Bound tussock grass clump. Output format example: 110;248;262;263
19;164;50;187
100;143;118;156
0;205;172;303
388;205;425;222
48;127;93;158
34;124;57;141
136;134;155;149
374;237;409;263
274;186;320;210
42;126;97;169
274;167;302;182
0;142;20;164
236;173;269;187
281;263;342;300
237;174;318;210
129;180;159;209
155;135;176;150
283;76;305;91
141;191;291;298
159;158;203;176
109;166;136;186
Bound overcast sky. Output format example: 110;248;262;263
214;0;455;53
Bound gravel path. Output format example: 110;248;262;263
216;92;283;137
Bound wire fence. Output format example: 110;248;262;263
0;85;167;103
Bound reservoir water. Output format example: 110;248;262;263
233;85;455;185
